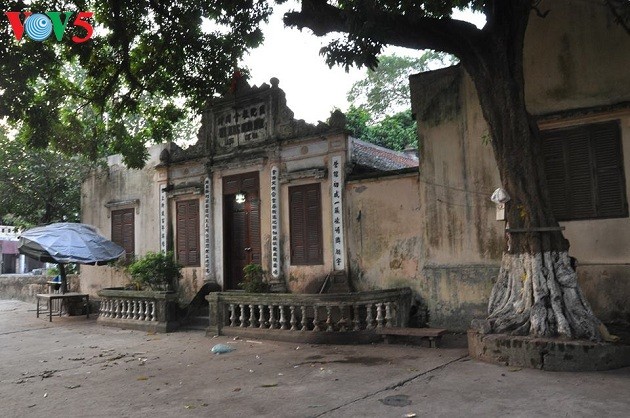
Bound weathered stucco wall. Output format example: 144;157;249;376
524;0;630;114
408;66;503;330
207;133;348;293
81;144;167;297
280;135;347;293
0;274;80;303
346;174;423;291
409;2;630;328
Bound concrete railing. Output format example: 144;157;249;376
206;287;412;344
97;288;180;333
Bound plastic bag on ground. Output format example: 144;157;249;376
211;344;235;354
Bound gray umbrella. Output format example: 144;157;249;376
19;223;125;293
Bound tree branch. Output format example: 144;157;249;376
283;0;484;58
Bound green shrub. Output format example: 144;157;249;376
238;264;269;293
126;251;182;291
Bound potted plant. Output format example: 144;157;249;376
238;264;270;293
97;251;182;332
126;251;182;291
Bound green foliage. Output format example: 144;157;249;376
342;53;455;151
238;264;269;293
0;126;95;226
126;251;182;291
348;53;457;120
48;264;78;276
1;1;271;168
344;106;417;151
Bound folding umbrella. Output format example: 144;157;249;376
18;223;125;293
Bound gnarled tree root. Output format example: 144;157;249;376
487;251;607;341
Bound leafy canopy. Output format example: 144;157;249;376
347;52;456;119
0;126;94;227
1;1;272;168
344;52;454;151
345;106;416;151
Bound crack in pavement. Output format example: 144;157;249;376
312;354;469;417
0;327;52;336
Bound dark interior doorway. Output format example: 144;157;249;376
223;172;261;290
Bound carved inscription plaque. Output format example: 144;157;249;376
216;102;267;150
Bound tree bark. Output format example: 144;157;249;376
461;1;605;341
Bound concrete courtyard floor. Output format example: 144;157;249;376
1;299;629;418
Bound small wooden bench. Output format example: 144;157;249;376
375;327;448;348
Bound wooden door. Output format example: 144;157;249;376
223;172;261;290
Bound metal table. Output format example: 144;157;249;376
36;293;90;322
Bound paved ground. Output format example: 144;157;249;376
1;299;629;418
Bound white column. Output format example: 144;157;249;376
270;166;281;278
159;184;168;253
331;155;346;271
204;176;213;280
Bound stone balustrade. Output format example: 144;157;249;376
206;287;412;344
97;288;179;332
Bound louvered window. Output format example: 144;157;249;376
542;120;628;221
176;199;200;266
289;183;323;265
111;208;134;262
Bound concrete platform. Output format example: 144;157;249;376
468;330;630;372
1;299;630;417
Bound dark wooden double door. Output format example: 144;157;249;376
223;172;261;290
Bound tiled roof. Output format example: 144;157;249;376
350;138;418;172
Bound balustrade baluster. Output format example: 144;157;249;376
300;306;307;331
113;300;119;318
269;305;277;329
121;300;128;319
312;305;321;332
366;303;374;329
145;300;150;321
325;306;333;332
338;304;347;332
138;300;145;321
376;303;384;328
289;306;297;331
239;304;246;327
279;305;288;330
249;304;256;328
131;300;137;319
150;301;157;321
258;305;265;329
353;304;360;331
106;300;112;318
385;302;393;327
229;304;236;327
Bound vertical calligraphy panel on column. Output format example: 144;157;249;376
204;177;212;279
270;166;281;278
159;184;167;253
331;156;345;271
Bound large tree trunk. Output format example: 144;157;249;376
462;2;605;341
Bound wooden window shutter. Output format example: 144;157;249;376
592;122;627;218
176;200;200;266
111;208;134;261
289;184;323;265
289;188;306;265
542;120;627;221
